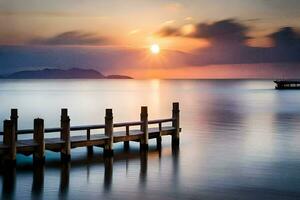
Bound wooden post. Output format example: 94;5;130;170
10;109;18;141
124;125;130;151
60;109;71;161
140;106;148;150
33;118;45;163
87;129;93;154
157;122;162;149
172;102;180;146
104;109;113;156
3;120;16;164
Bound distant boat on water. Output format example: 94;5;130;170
274;80;300;89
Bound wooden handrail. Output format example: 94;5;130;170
0;118;176;136
17;129;34;134
148;118;174;124
45;127;63;133
0;102;181;163
11;127;63;135
113;121;143;127
70;124;105;131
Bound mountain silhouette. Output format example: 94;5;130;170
0;68;133;79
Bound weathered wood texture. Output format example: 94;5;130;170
60;109;71;160
140;106;149;150
0;103;181;163
3;120;16;163
104;109;114;156
10;109;18;141
33;118;45;162
172;102;180;146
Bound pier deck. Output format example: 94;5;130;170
0;103;181;164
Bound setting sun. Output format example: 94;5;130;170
150;44;160;54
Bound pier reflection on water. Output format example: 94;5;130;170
3;80;300;199
0;145;179;199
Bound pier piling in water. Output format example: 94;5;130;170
157;122;162;149
140;106;149;150
3;120;16;164
86;128;93;154
33;118;45;163
123;124;130;150
104;109;114;157
172;102;180;146
10;109;18;141
0;103;181;164
61;109;71;161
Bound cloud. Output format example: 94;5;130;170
157;23;196;37
191;19;250;45
156;26;180;37
2;19;300;78
0;11;76;17
29;31;109;46
269;27;300;47
0;45;188;74
158;19;250;43
157;19;300;65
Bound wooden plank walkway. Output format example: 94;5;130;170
0;103;181;164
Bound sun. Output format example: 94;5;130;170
150;44;160;54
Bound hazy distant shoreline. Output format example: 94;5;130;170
0;68;133;79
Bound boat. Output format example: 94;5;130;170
274;80;300;90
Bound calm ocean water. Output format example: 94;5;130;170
1;79;300;200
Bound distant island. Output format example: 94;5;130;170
0;68;133;79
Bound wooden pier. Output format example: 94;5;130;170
274;80;300;89
0;103;181;164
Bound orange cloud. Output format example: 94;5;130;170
29;31;110;46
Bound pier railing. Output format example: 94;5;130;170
0;102;181;164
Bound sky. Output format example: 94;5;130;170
1;0;300;78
